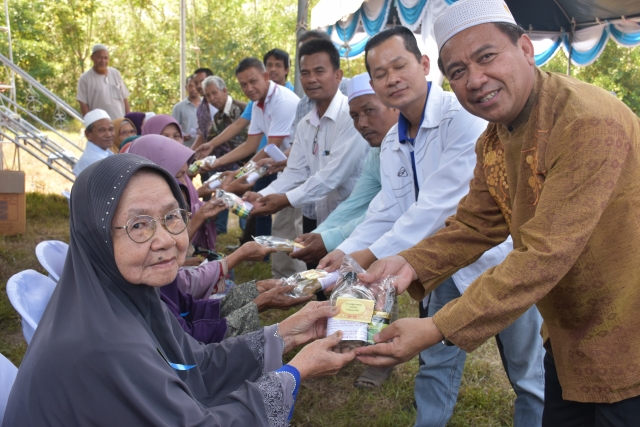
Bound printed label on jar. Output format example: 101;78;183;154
318;271;340;290
327;318;368;342
333;297;375;323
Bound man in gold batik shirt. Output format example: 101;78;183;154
355;0;640;425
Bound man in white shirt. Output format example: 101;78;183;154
76;44;130;121
73;109;114;176
209;58;300;169
245;39;369;225
318;27;545;427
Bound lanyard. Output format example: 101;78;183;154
402;82;431;201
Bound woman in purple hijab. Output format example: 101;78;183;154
127;134;217;250
124;111;145;135
142;114;184;144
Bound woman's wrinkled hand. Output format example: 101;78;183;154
288;332;356;380
277;301;339;351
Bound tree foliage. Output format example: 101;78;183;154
0;1;638;123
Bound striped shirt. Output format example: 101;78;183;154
259;90;369;224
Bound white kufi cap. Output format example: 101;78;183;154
347;72;376;103
91;44;108;55
434;0;516;51
84;109;111;128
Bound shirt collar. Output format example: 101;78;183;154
397;81;447;147
257;80;277;110
222;95;234;116
308;90;344;127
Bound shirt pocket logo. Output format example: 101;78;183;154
397;167;409;177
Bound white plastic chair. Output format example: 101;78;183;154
6;270;57;344
35;240;68;282
0;353;18;422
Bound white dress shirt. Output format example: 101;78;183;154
259;90;369;224
248;81;300;152
73;141;113;177
337;84;513;294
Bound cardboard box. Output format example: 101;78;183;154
0;170;26;236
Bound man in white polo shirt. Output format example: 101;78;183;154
208;57;299;169
73;109;114;176
245;39;369;225
318;27;545;427
209;57;302;278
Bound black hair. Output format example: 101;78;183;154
185;75;193;85
298;38;340;71
263;48;290;69
235;57;266;75
364;26;422;75
436;22;526;76
298;30;332;45
193;68;213;77
86;123;95;133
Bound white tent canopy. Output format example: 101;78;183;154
313;0;640;70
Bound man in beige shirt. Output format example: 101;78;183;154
77;44;130;120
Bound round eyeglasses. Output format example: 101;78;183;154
112;208;191;243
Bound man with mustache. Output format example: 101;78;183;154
318;25;545;426
358;0;640;425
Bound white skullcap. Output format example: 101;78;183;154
91;44;108;55
347;72;376;103
434;0;516;51
84;109;111;128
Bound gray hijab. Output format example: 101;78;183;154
4;154;274;426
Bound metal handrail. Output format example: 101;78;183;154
0;52;83;123
0;93;84;151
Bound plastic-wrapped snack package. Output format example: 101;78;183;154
234;161;257;179
325;255;396;348
282;269;341;297
189;155;216;173
253;235;305;253
203;172;225;190
245;165;270;184
366;276;396;344
215;189;253;219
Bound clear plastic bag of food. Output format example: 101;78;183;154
252;235;305;252
245;165;270;184
234;161;257;179
325;255;396;348
203;172;225;189
189;155;216;173
281;269;341;297
215;189;253;219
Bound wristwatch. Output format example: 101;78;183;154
441;337;455;346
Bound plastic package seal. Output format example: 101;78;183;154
215;189;253;218
189;155;216;173
325;255;396;348
281;269;341;297
253;235;305;253
203;172;224;189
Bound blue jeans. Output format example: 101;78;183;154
214;209;229;234
253;174;276;237
414;277;545;427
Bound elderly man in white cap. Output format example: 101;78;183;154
73;109;114;176
318;25;544;427
357;0;640;425
77;44;130;121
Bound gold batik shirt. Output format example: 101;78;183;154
400;68;640;403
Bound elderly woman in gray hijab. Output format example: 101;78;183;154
3;154;355;426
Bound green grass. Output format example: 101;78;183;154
0;193;515;426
